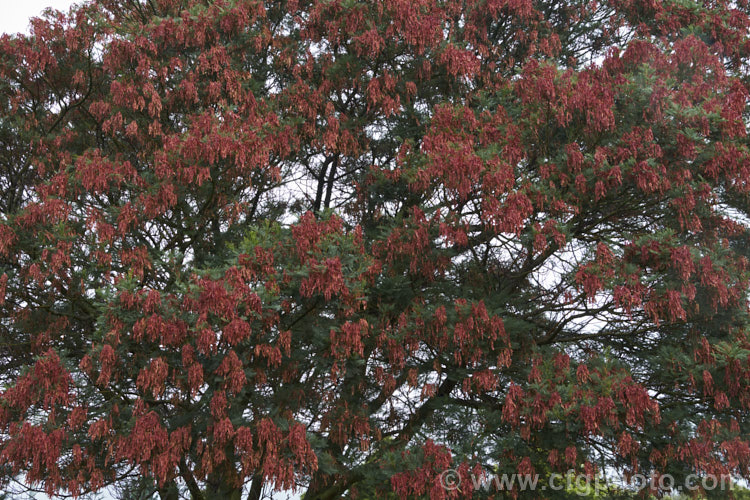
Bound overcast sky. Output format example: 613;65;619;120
1;0;79;36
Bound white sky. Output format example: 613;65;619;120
0;0;80;35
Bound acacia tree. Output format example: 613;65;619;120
1;0;750;498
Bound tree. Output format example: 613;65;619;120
1;0;750;498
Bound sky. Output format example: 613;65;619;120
0;0;79;36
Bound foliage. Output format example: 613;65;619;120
1;0;750;498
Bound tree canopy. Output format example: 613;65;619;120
1;0;750;498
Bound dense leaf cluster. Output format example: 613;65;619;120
1;0;750;498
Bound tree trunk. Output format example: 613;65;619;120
246;473;264;500
205;482;242;500
157;482;180;500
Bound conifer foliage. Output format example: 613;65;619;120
1;0;750;498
